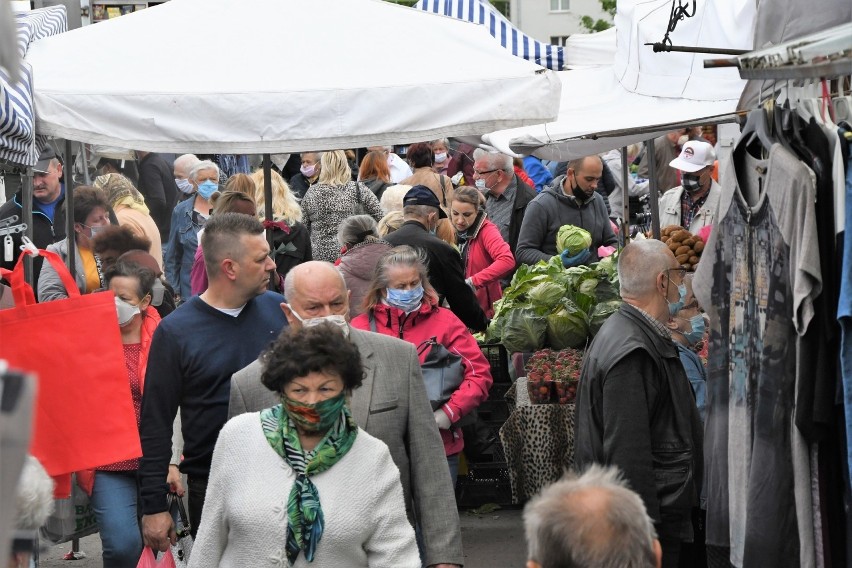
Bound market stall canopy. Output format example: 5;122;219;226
24;0;561;153
413;0;616;70
0;6;67;167
481;0;754;160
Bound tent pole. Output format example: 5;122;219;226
262;153;273;290
620;146;630;245
645;138;661;240
64;140;75;277
21;169;34;285
80;142;91;186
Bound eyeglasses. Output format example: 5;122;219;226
665;267;687;280
473;169;499;176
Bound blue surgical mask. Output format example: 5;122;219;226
386;285;424;313
196;180;218;200
665;275;687;316
474;179;487;191
175;178;194;195
678;314;706;345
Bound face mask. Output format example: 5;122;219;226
678;314;706;345
81;224;106;239
665;275;687;316
281;391;345;433
300;164;316;178
682;174;702;193
288;308;350;338
434;152;448;164
175;178;194;195
571;180;587;201
474;178;487;191
386;284;424;313
196;180;218;200
115;297;140;327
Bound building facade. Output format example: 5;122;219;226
510;0;610;45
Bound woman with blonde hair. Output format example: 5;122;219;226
249;169;312;281
301;150;384;262
93;173;163;268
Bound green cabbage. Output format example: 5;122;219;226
500;307;547;353
556;225;593;255
590;300;622;336
545;302;590;350
528;281;566;310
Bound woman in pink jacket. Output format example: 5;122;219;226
351;246;493;483
450;186;515;319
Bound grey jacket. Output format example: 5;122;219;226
229;326;463;567
37;238;89;302
515;175;618;266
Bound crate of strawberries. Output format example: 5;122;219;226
525;347;584;404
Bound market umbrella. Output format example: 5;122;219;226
24;0;561;153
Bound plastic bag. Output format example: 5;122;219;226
136;548;176;568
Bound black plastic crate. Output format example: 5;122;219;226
456;463;513;508
479;342;511;384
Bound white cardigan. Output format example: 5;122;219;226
188;413;419;568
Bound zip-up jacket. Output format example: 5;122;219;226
459;212;515;319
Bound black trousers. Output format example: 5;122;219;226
187;476;208;540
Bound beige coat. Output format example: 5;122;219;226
115;205;163;268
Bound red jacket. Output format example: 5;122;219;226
351;301;493;456
461;214;515;319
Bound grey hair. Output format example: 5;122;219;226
431;138;451;149
524;465;658;568
338;214;380;247
174;154;200;175
402;204;439;220
302;151;324;163
472;148;513;173
283;261;347;305
189;159;220;182
618;239;672;297
15;456;55;530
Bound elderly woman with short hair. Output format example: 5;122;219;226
189;324;419;568
336;215;392;318
164;159;219;301
300;150;384;263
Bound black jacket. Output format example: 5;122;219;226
288;173;315;200
0;190;66;291
508;176;537;255
574;303;702;540
384;221;488;332
269;220;312;282
137;152;178;243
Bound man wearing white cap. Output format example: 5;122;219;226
658;140;720;233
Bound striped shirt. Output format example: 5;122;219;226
485;177;516;244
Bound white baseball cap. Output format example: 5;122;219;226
669;140;716;173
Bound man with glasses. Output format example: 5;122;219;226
0;146;66;291
573;239;703;568
471;149;536;255
515;154;617;267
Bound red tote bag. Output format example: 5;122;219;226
0;248;142;478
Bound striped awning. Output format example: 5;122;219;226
414;0;565;70
0;7;67;167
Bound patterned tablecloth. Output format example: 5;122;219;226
498;379;575;504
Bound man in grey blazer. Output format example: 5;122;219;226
229;262;463;568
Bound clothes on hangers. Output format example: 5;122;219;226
694;112;823;567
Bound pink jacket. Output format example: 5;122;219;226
351;300;493;456
461;215;515;319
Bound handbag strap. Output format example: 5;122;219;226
167;493;192;538
368;310;377;333
0;248;80;306
416;336;439;357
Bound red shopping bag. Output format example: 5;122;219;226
137;548;176;568
0;248;142;479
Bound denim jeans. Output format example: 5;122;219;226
89;471;142;568
447;453;460;487
187;476;209;540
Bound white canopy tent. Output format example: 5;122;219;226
481;0;754;159
24;0;561;153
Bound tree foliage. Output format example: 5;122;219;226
579;0;616;33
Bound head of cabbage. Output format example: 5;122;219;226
556;225;593;255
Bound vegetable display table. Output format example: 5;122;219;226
498;379;575;504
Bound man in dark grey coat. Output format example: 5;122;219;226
515;155;617;267
229;261;464;568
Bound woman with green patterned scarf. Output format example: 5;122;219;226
188;324;419;568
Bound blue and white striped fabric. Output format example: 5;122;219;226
414;0;565;70
0;7;67;167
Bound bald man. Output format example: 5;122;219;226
524;465;662;568
229;262;464;568
573;240;702;568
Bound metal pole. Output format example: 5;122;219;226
645;138;661;240
262;154;274;290
21;169;34;286
64;140;76;277
619;147;630;244
80;142;91;186
646;43;749;56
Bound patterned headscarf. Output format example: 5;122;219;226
94;173;149;215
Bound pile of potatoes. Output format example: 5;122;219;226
660;225;705;271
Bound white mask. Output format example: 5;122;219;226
115;297;140;327
289;308;350;338
434;152;448;164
